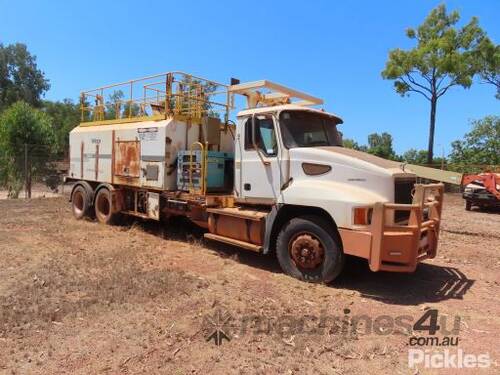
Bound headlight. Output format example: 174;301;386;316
464;187;473;193
353;207;373;225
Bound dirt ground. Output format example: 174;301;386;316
0;193;498;374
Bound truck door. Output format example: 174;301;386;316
237;114;282;202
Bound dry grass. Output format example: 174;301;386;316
0;194;498;374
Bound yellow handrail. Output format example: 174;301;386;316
79;71;231;126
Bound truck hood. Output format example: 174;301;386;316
292;146;414;178
282;147;416;225
319;147;400;169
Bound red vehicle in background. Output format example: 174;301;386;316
462;173;500;211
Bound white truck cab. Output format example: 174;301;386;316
68;72;444;283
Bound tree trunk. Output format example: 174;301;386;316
27;174;32;199
427;97;437;165
27;160;32;199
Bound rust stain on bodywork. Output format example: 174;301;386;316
114;140;141;178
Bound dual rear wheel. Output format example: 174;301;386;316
71;186;119;224
71;185;91;219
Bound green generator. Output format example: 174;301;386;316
177;150;234;192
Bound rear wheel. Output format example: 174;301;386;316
276;216;344;283
72;185;91;219
95;188;119;224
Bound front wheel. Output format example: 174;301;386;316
276;216;344;283
465;200;472;211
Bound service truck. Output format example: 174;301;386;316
67;71;444;283
462;173;500;211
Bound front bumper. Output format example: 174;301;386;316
339;183;444;272
463;191;498;204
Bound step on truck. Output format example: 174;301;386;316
67;71;444;283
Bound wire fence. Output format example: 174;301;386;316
0;144;69;199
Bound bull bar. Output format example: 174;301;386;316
339;183;444;272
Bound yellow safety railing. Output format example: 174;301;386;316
80;71;233;126
188;141;208;195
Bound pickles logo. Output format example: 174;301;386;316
408;349;491;369
407;309;491;369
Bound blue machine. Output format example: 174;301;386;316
177;150;234;192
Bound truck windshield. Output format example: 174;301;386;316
279;110;342;148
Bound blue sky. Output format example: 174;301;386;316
1;0;498;155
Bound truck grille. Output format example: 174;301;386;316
394;178;416;223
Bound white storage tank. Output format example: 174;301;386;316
69;117;234;191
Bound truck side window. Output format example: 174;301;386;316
244;115;278;156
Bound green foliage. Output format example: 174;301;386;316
103;90;140;120
449;116;500;171
366;132;398;160
381;5;487;163
474;37;500;99
0;101;56;198
0;43;50;112
342;138;365;151
122;101;140;118
382;5;484;97
402;148;429;164
401;148;447;167
175;75;219;116
343;133;398;160
42;99;80;154
104;90;124;120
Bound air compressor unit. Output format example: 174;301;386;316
177;150;234;192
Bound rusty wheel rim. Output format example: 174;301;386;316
96;193;110;220
289;232;325;270
73;191;84;215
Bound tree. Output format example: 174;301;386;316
367;132;397;160
475;37;500;99
402;148;429;164
449;116;499;171
122;100;140;118
0;43;50;112
401;148;447;167
382;5;486;164
105;90;125;120
102;90;140;120
342;138;366;151
342;133;398;160
0;101;56;198
42;99;80;155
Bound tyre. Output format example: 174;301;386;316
276;215;344;283
94;188;119;224
465;200;472;211
72;185;92;219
